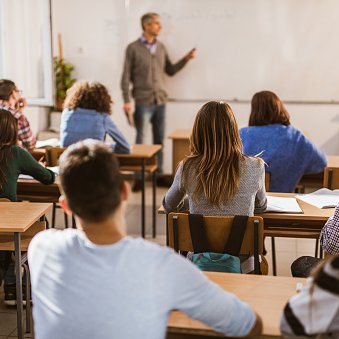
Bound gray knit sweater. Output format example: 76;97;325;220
163;156;267;216
121;39;188;105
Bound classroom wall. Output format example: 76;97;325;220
51;0;339;174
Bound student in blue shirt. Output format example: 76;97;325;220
240;91;327;192
60;81;130;153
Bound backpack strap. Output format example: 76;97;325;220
188;214;209;253
223;215;249;256
253;219;260;274
172;215;179;252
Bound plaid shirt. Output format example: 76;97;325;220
0;103;36;150
320;203;339;255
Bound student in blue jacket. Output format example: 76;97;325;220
240;91;327;192
60;81;130;154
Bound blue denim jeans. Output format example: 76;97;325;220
134;104;165;174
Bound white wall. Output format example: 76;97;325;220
51;0;339;174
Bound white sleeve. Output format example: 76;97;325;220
157;249;256;337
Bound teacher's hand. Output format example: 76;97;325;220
123;103;135;127
185;48;196;61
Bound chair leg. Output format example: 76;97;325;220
271;237;277;276
315;239;319;258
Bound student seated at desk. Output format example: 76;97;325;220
28;140;263;339
60;81;130;153
280;254;339;338
240;91;327;192
163;101;267;216
0;108;55;305
291;203;339;277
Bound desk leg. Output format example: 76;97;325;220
271;237;277;276
141;158;145;238
152;171;156;238
14;232;24;339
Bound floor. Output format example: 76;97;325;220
0;182;318;338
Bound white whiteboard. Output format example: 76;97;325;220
125;0;339;102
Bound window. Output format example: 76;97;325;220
0;0;53;106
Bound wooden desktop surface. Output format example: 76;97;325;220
159;192;334;219
0;202;52;232
115;144;162;158
168;272;304;338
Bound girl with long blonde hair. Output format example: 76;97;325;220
163;101;267;215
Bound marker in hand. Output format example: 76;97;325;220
186;47;196;60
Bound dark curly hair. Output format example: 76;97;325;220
63;81;113;114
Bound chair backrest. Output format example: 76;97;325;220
167;213;264;256
265;172;271;192
47;147;66;167
323;167;339;190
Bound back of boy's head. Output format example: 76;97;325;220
59;140;123;222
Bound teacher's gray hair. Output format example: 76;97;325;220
141;12;159;30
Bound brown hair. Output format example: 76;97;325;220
141;12;159;30
182;101;245;205
59;140;123;222
0;109;18;190
0;79;16;101
63;81;113;114
249;90;290;126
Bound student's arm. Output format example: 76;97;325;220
104;115;131;154
17;147;55;184
17;113;37;151
162;162;188;212
158;249;262;337
320;204;339;255
254;160;267;213
300;134;327;174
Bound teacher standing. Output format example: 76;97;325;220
121;12;196;191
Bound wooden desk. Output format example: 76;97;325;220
168;272;304;338
116;144;162;238
168;129;339;189
0;202;52;339
17;144;162;237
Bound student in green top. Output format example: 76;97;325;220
0;108;55;305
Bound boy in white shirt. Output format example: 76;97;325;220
28;139;263;339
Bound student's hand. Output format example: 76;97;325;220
123;103;135;127
15;97;27;113
185;48;196;61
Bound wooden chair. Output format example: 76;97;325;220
45;147;69;228
0;201;46;333
46;146;66;167
323;167;339;189
167;213;266;275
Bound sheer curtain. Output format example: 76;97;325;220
0;0;53;106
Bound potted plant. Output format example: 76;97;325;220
54;56;76;111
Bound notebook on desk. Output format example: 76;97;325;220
297;188;339;209
265;196;303;213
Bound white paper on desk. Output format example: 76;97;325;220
36;138;60;148
47;166;59;175
265;196;303;213
18;174;34;180
297;188;339;209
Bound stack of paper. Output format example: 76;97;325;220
36;138;60;148
265;196;303;213
297;188;339;209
